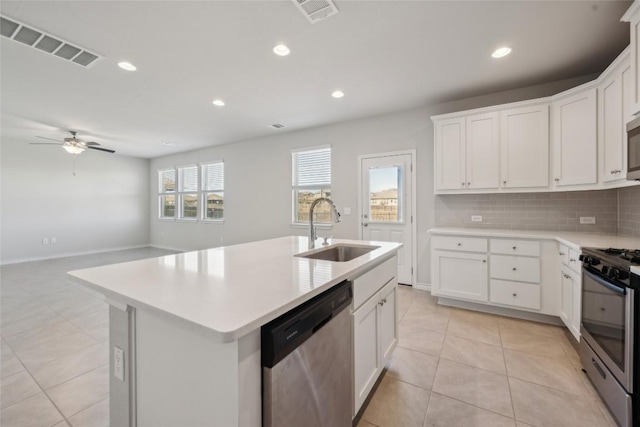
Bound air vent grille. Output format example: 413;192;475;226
0;14;102;68
292;0;338;24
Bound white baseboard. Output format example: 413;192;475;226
149;244;189;253
437;297;563;326
0;244;152;266
414;282;431;291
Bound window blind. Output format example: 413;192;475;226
292;147;331;187
178;166;198;192
202;162;224;191
159;169;176;193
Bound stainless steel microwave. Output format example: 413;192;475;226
629;115;640;181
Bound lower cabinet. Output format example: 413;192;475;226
352;278;397;416
431;250;488;302
560;266;581;341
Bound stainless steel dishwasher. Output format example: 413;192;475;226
262;280;353;427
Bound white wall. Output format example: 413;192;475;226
1;137;150;264
150;74;596;284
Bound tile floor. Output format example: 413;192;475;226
0;248;176;427
358;284;618;427
1;249;617;427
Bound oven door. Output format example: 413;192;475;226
581;267;634;392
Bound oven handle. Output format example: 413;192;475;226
584;268;626;295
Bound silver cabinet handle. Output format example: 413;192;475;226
570;258;576;263
362;223;368;227
482;259;486;263
554;178;560;182
559;252;565;256
512;267;517;271
512;293;517;297
503;180;507;184
462;183;465;187
512;246;517;250
457;243;462;246
378;301;384;306
467;182;471;186
563;274;570;279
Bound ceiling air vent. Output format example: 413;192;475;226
292;0;339;24
0;14;102;68
269;124;286;129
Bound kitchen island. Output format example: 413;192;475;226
68;236;402;427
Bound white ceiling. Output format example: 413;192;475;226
0;0;632;158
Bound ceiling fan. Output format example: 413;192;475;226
31;131;116;154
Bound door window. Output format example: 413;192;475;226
368;166;403;223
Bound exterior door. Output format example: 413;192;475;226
360;153;413;285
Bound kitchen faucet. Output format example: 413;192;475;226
308;197;341;249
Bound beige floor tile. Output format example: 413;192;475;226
29;343;108;389
356;419;377;427
68;397;109;427
1;309;62;338
0;393;64;427
440;335;506;374
500;328;567;360
447;315;502;346
0;371;41;409
84;325;109;343
385;346;439;390
432;359;513;418
558;335;582;370
509;377;609;427
423;393;516;427
47;365;108;418
53;422;71;427
400;304;450;333
398;325;445;357
16;332;98;368
4;317;82;354
504;349;586;396
497;316;562;338
1;348;26;379
450;308;500;325
362;376;430;427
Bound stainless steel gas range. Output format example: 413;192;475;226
580;247;640;427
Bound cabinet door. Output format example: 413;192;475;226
378;280;397;365
626;7;640;115
623;62;634;173
432;250;488;302
500;105;549;188
552;88;597;186
465;112;499;190
601;73;624;182
570;269;582;341
435;118;466;190
560;268;573;328
352;295;379;415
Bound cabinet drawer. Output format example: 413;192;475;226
490;255;540;283
559;244;570;266
353;256;397;310
490;280;541;310
432;236;487;253
568;248;581;273
490;239;540;257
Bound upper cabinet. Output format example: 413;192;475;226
551;88;597;186
623;2;640;117
500;105;549;189
600;52;632;183
434;113;499;191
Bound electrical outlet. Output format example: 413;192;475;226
42;238;49;245
50;237;56;244
114;346;124;381
471;216;483;222
343;207;351;215
580;217;596;225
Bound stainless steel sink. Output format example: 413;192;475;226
295;244;379;262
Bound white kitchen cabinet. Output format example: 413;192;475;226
431;250;488;302
623;2;640;116
434;113;499;191
500;104;550;189
352;261;398;416
552;88;597;186
560;266;581;341
600;54;632;183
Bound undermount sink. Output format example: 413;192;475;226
296;244;380;262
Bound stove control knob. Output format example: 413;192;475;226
589;258;600;266
608;268;619;279
618;270;630;281
579;254;586;262
601;266;609;276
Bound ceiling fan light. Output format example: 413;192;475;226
63;145;85;154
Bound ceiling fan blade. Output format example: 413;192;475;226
30;142;63;145
36;135;63;142
85;141;100;146
87;146;116;153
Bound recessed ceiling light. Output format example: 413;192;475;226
332;90;345;98
491;47;512;58
212;99;225;107
163;141;177;146
117;61;136;71
273;44;290;56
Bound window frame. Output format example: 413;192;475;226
200;160;225;222
176;164;199;221
291;145;332;226
158;168;177;220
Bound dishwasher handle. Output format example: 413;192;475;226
262;281;352;368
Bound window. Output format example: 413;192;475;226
178;165;198;219
158;169;176;218
201;162;224;220
292;146;331;224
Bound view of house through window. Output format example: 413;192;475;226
202;162;224;220
179;166;198;219
292;146;331;223
368;165;402;222
159;169;176;218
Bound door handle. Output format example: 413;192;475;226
362;223;369;227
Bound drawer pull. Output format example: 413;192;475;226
570;258;576;263
457;243;462;246
482;259;486;263
559;252;565;256
512;267;517;271
512;246;517;250
512;293;517;297
378;301;384;306
600;307;606;311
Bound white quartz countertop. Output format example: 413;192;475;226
429;227;640;251
68;236;401;343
